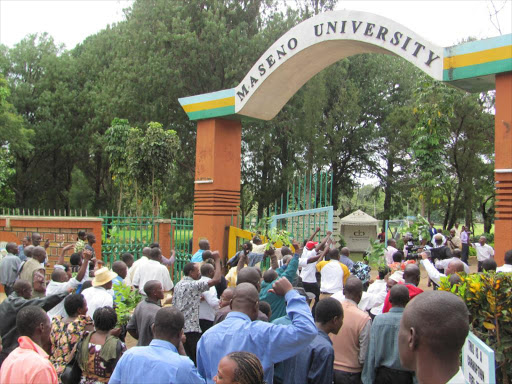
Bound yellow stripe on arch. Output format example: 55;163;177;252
182;96;235;113
444;45;512;70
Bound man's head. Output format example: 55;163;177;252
23;244;34;258
142;247;151;257
231;283;260;321
258;301;272;319
112;260;128;279
429;221;435;228
282;255;292;266
51;268;69;283
6;242;18;255
329;249;340;261
446;259;465;275
378;265;391;280
403;264;420;286
219;288;234;308
387;239;396;248
461;225;466;231
434;234;443;246
149;247;162;262
13;280;32;299
263;269;278;284
16;306;51;350
505;249;512;265
92;267;118;290
86;233;96;245
144;280;164;300
389;284;409;308
236;267;261;292
398;291;469;372
449;229;456;237
64;293;88;317
200;263;215;279
387;271;404;290
215;352;264;384
121;253;134;268
315;297;344;335
343;277;364;304
340;247;350;258
149;242;160;249
32;246;47;263
152;307;184;344
281;246;292;257
78;231;87;241
252;236;262;245
478;236;487;246
70;252;82;266
21;236;31;247
392;251;404;263
482;258;497;272
184;262;200;280
31;233;42;246
198;239;210;251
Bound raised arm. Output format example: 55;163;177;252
307;241;330;264
268;248;279;270
307;227;321;242
56;244;75;266
420;252;443;286
75;249;92;283
237;246;250;273
315;231;332;252
208;251;222;287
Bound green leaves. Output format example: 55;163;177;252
114;281;142;326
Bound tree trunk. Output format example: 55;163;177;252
443;190;452;230
117;181;123;217
382;157;394;222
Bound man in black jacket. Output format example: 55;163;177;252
0;279;70;366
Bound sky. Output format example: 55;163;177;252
0;0;511;50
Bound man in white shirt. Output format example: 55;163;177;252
419;251;465;286
125;247;150;285
435;249;470;274
497;249;512;273
460;226;470;264
358;266;390;312
198;263;220;333
316;248;349;300
47;250;91;319
384;239;398;265
471;236;494;272
82;266;118;318
132;248;174;295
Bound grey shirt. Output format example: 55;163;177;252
0;254;22;287
126;298;162;347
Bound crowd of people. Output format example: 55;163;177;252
0;226;510;384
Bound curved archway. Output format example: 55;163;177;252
234;10;443;120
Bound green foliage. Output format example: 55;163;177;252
400;215;431;243
114;282;142;326
265;227;292;250
440;272;512;382
365;240;386;269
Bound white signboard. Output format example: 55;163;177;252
462;331;496;384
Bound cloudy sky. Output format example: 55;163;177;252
1;0;511;50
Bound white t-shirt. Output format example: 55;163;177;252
496;264;512;273
46;278;81;320
132;259;174;294
385;246;398;264
319;260;345;294
199;276;219;322
299;248;318;284
125;256;148;285
472;243;494;261
359;279;387;311
82;286;114;318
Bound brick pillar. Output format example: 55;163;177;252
494;71;512;266
192;118;241;259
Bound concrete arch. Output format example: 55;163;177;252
234;10;443;120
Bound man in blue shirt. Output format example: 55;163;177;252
363;284;413;384
109;307;205;384
197;278;317;384
191;239;210;263
280;297;343;384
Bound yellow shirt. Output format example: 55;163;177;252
317;260;350;286
226;268;238;288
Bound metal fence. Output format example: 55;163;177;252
169;212;194;283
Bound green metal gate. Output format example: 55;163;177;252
169;212;194;283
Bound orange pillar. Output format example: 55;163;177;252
494;71;512;266
192;118;242;259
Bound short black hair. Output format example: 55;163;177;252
143;280;162;296
329;249;340;260
78;230;86;237
281;246;292;256
121;253;134;263
389;284;409;307
86;233;95;240
93;306;117;331
16;306;48;337
263;269;278;283
315;298;343;324
258;301;271;318
378;265;391;280
392;251;404;263
81;280;93;291
112;260;127;275
482;258;497;272
202;250;212;262
149;242;160;249
505;249;512;265
183;262;197;276
70;253;82;266
149;247;161;260
200;263;214;277
153;307;184;339
64;294;86;317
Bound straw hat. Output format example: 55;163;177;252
92;267;118;287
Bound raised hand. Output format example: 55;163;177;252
268;277;293;297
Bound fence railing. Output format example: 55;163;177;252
169;212;194;283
